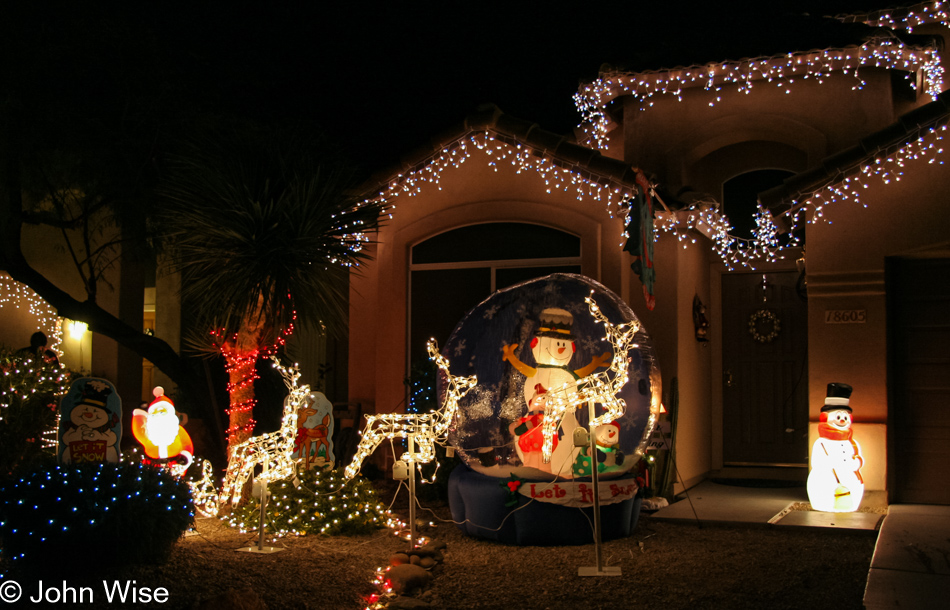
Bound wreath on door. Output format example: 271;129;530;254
748;309;781;343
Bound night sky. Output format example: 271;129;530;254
5;1;909;174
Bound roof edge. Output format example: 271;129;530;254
759;89;950;210
356;104;638;201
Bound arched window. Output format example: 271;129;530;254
409;222;581;367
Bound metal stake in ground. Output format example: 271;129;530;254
237;460;285;554
408;433;417;550
579;399;621;576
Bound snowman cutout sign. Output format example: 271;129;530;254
503;307;610;476
59;378;122;464
807;383;864;512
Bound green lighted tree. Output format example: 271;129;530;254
0;347;72;475
228;468;386;536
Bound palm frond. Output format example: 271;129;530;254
157;120;381;346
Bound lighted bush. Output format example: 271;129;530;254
227;467;386;536
0;347;72;475
0;462;194;574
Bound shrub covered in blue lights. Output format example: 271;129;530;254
0;462;194;574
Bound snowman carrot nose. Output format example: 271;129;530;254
558;347;566;354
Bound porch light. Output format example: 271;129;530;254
69;320;88;339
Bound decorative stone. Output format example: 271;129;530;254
387;564;432;595
419;556;436;569
426;539;447;551
390;552;410;566
388;595;433;609
409;554;421;565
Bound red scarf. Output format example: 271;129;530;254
818;423;852;441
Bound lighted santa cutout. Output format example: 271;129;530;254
131;387;194;468
807;383;864;512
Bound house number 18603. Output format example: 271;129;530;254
824;309;867;324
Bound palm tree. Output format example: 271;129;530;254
158;121;381;456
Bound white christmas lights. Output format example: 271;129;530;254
344;340;477;480
842;1;950;32
188;459;220;517
219;357;307;508
575;39;944;149
0;273;64;356
361;131;640;220
651;201;784;270
769;123;948;238
535;295;647;463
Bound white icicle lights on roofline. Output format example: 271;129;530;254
656;121;949;269
361;131;638;217
845;1;950;32
574;39;945;149
773;122;948;237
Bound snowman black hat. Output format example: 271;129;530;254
820;382;853;413
78;380;114;411
535;307;575;339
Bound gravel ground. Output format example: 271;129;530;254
1;481;877;610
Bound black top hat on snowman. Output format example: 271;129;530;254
820;382;853;413
71;380;119;431
535;308;575;339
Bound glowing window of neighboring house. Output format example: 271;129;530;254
409;222;581;367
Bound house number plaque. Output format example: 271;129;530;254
824;309;867;324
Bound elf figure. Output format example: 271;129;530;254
593;422;625;472
807;383;864;512
572;422;625;476
503;307;610;476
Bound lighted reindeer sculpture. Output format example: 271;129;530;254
536;295;644;465
344;340;476;481
219;357;310;509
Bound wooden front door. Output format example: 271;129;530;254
722;271;808;466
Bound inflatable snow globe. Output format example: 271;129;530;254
441;273;660;545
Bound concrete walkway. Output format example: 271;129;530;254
649;480;949;608
863;504;950;609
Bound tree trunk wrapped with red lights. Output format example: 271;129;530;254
223;346;259;454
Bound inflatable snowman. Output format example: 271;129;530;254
502;307;610;476
807;383;864;512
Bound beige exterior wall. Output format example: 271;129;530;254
621;72;897;193
637;237;715;491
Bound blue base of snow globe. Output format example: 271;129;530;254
447;465;642;546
